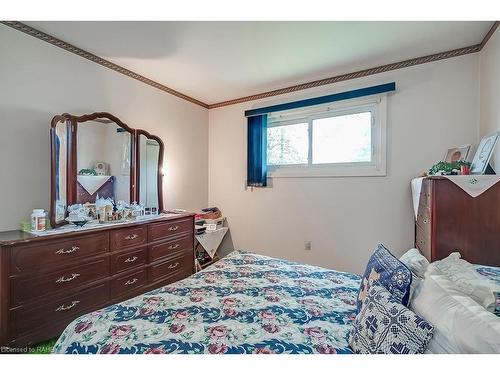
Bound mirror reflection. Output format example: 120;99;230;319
50;112;165;227
76;120;132;204
138;134;160;209
54;121;68;223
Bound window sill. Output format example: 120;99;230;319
267;165;387;178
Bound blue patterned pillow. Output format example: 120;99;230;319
349;284;434;354
357;244;412;313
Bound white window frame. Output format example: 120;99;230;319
267;95;387;178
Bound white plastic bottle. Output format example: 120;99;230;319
31;209;46;232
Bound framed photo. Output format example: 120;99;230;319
83;203;97;220
443;144;470;163
471;132;500;174
94;161;108;176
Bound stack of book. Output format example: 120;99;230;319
195;207;225;232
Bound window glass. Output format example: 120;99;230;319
312;112;372;164
267;123;309;165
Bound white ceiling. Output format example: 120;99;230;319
26;21;493;105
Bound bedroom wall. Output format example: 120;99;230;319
0;25;209;231
208;54;480;274
479;28;500;172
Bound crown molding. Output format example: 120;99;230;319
1;21;498;110
209;21;499;109
208;44;481;109
480;21;499;49
0;21;209;108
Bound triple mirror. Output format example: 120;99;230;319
50;112;164;227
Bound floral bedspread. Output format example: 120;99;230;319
53;251;361;354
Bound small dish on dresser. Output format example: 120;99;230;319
67;219;89;227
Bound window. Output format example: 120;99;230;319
266;97;387;177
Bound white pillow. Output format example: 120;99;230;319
428;252;498;311
411;272;500;353
399;248;429;278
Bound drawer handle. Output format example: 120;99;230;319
423;218;429;224
168;226;179;231
125;234;139;240
124;256;138;263
55;300;80;312
168;262;179;269
55;246;80;255
125;278;138;286
168;244;180;250
56;273;80;283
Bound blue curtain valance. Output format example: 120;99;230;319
244;82;395;117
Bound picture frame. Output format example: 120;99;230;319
94;161;108;176
471;131;500;174
443;144;470;163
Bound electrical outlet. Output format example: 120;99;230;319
304;241;312;251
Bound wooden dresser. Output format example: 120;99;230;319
0;214;194;348
415;176;500;267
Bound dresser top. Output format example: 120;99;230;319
0;230;39;245
0;212;194;246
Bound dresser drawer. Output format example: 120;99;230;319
148;218;192;242
419;179;433;208
111;246;147;274
149;235;193;263
10;233;108;274
148;252;192;285
415;224;431;261
10;256;110;307
416;206;432;229
110;226;147;250
111;268;148;299
10;282;109;337
149;268;192;290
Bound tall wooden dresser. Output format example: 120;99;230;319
415;176;500;267
0;213;194;348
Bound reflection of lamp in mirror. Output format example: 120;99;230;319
118;129;131;176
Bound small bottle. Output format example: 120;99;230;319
31;209;46;232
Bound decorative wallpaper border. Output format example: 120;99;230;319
0;21;209;108
1;21;498;109
208;44;482;108
480;21;499;49
212;21;498;108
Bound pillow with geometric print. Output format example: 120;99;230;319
356;244;412;313
349;284;434;354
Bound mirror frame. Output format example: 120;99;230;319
50;114;73;227
50;112;164;227
136;129;165;214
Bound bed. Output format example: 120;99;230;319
53;251;361;354
474;265;500;287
